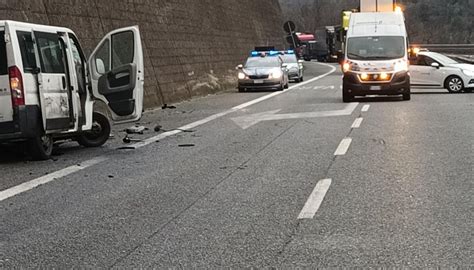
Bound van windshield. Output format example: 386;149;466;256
0;31;7;75
347;36;405;60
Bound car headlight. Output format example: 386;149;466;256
462;69;474;77
270;69;283;79
238;72;246;80
394;60;408;72
342;61;360;72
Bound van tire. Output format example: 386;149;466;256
28;134;54;161
342;87;353;103
77;112;111;148
402;93;411;101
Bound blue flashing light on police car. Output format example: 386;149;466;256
251;51;259;57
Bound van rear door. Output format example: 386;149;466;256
88;26;144;123
0;28;13;123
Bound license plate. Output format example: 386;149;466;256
370;86;382;91
254;80;264;84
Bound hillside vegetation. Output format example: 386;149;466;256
279;0;474;44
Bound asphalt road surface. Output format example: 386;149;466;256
0;62;472;268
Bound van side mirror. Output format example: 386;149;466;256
236;64;243;70
431;62;440;69
337;53;345;65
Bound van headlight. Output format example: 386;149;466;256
394;60;408;72
238;72;247;80
462;69;474;77
270;69;283;79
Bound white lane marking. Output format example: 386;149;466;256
334;138;352;156
298;179;332;219
361;105;370;112
351;118;364;129
0;157;107;202
232;103;359;129
133;63;337;148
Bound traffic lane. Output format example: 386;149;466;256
0;99;359;267
113;111;358;268
280;94;473;267
0;62;331;192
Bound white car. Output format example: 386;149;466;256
410;52;474;93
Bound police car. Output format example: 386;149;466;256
279;50;304;82
237;50;289;92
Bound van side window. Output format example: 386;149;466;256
95;40;110;74
35;32;65;74
68;34;86;94
0;31;7;75
17;31;38;72
111;31;134;69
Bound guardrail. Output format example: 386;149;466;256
411;44;474;54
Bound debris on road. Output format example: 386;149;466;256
162;104;177;109
154;125;163;132
123;136;142;144
178;144;195;147
126;125;146;134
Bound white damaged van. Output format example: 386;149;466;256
0;21;144;160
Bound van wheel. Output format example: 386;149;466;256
342;87;353;103
402;93;411;101
77;112;111;148
28;134;53;160
445;76;464;93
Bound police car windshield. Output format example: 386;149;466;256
281;55;298;63
245;57;280;68
347;36;405;60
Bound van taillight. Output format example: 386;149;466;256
9;66;25;107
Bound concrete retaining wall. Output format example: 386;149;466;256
1;0;285;108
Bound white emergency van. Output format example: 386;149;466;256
0;21;144;160
342;7;411;102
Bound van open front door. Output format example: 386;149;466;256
88;26;144;124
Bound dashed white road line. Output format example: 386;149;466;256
351;118;364;129
0;157;107;202
298;179;332;219
334;138;352;156
361;105;371;112
0;63;337;203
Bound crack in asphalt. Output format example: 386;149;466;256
108;121;300;268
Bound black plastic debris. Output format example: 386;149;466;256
162;104;177;109
178;144;195;147
123;136;142;144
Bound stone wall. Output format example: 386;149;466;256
0;0;285;108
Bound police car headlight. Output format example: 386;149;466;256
394;60;408;72
270;70;283;79
462;69;474;77
238;72;246;80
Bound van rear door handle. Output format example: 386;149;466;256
62;76;66;90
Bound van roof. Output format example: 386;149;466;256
0;20;73;34
347;12;406;38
